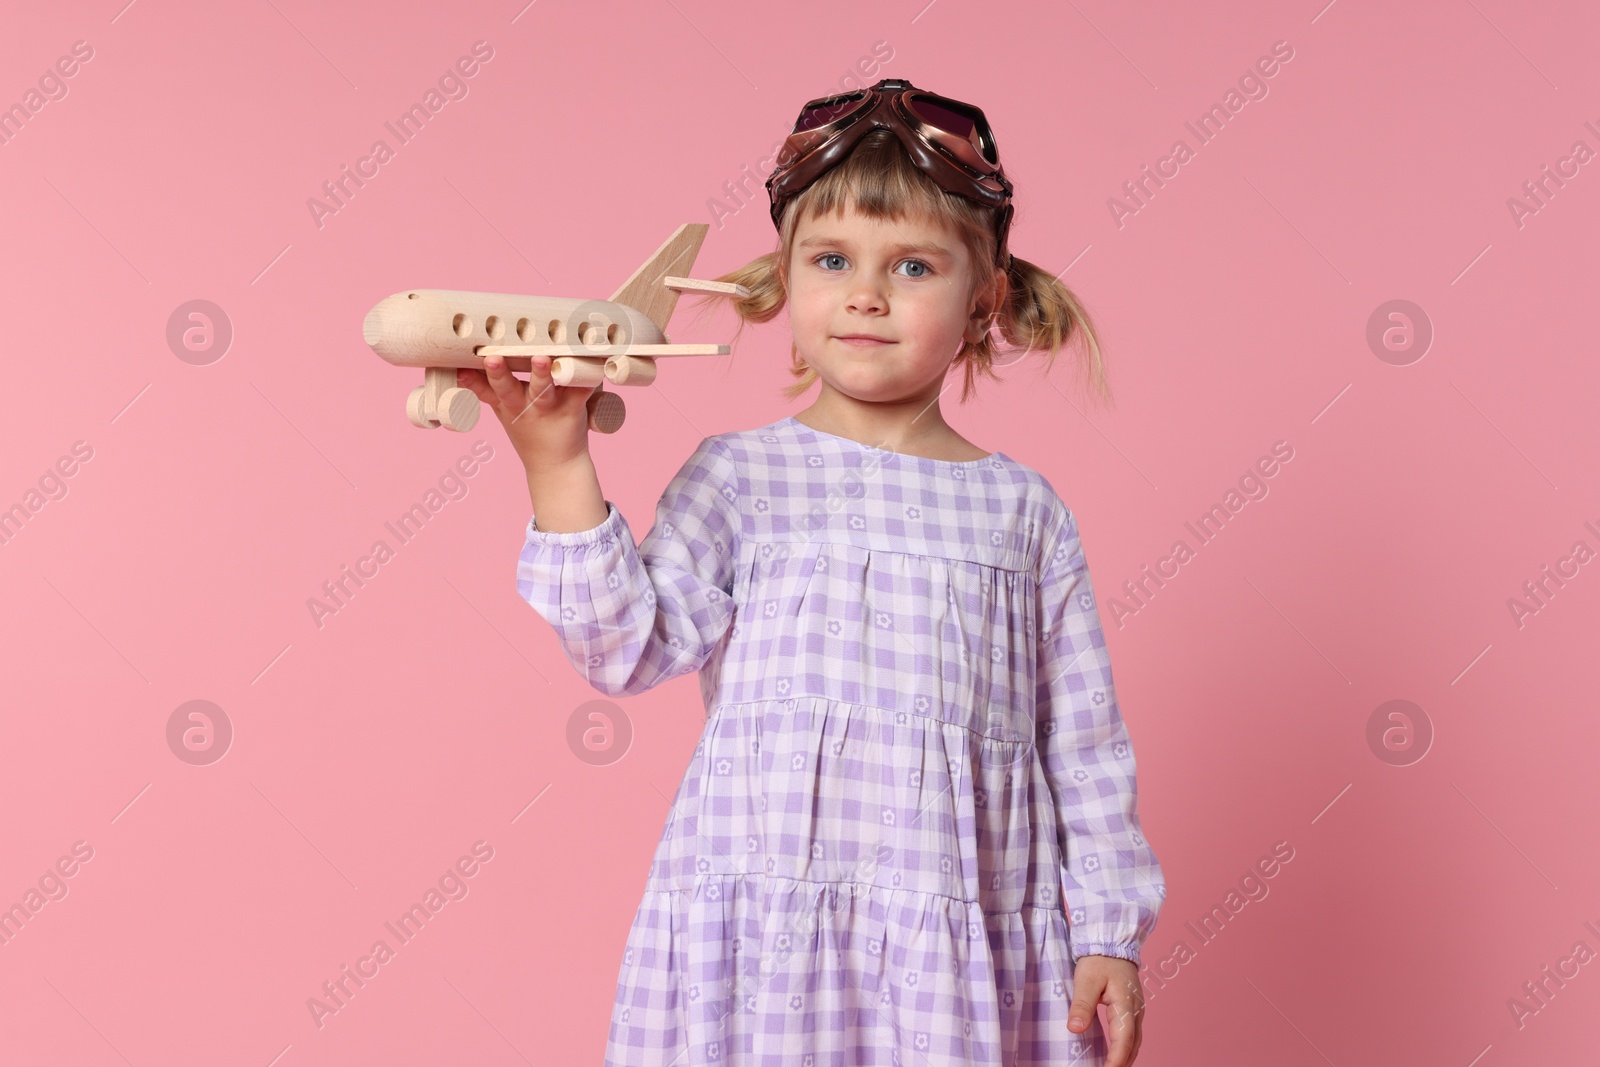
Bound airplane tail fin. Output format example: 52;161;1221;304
608;223;710;338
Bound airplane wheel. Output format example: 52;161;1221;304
437;387;481;431
406;386;439;428
587;389;626;434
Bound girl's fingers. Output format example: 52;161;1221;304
519;356;563;413
481;355;524;408
455;367;493;404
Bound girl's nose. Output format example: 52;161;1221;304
846;275;887;314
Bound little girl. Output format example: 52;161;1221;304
460;77;1165;1067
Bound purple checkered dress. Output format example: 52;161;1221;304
517;416;1165;1066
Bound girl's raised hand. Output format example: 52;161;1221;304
455;354;598;471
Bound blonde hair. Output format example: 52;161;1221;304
686;128;1111;407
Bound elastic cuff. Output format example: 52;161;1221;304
1070;942;1141;967
524;500;624;544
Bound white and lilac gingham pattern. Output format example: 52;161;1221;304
517;416;1166;1067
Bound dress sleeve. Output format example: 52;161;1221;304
1033;498;1166;967
515;436;740;697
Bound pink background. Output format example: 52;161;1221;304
2;0;1597;1063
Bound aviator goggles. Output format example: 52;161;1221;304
765;77;1015;269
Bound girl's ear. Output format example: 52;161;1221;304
963;273;1003;344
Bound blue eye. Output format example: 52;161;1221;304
812;253;935;277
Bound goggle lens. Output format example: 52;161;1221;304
794;92;866;132
906;93;998;166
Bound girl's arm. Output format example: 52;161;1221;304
524;449;607;534
1033;499;1166;966
516;436;741;697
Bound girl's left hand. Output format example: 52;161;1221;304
1067;955;1146;1067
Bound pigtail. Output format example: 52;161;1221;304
956;252;1112;408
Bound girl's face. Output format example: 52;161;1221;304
786;204;993;410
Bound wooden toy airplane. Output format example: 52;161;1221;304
361;222;746;433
